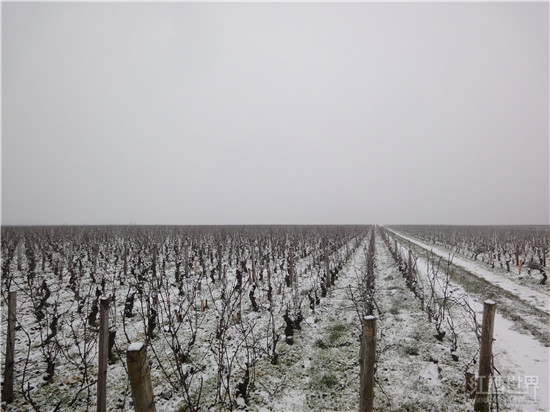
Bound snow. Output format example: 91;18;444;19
388;229;550;411
420;362;440;387
491;311;550;411
127;342;144;352
391;229;550;315
374;234;479;410
3;227;548;411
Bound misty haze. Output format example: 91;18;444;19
1;3;549;412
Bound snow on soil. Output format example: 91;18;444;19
390;230;550;411
1;236;364;412
493;313;550;412
4;229;547;411
254;241;363;411
258;232;485;411
393;230;550;315
373;234;479;411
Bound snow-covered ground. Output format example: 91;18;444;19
392;230;550;315
389;229;550;411
1;230;366;411
2;226;548;411
373;234;480;411
261;231;494;411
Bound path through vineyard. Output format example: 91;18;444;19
389;229;550;412
262;235;362;411
2;226;548;411
261;231;481;411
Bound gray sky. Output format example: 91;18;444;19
2;2;549;225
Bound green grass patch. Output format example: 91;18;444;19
310;372;339;391
314;338;328;349
404;345;419;356
327;323;347;345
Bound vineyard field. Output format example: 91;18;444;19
1;225;548;411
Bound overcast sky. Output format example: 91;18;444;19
2;2;548;225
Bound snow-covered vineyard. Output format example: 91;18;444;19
1;225;548;411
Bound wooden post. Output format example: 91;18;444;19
324;244;331;289
218;243;223;281
17;240;22;271
123;245;128;277
127;343;156;412
2;291;16;404
407;250;413;289
474;300;496;412
152;246;157;278
289;249;295;285
360;315;376;412
97;297;110;412
251;246;256;283
68;246;73;271
93;245;98;276
184;242;189;277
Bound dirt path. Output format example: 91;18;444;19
388;229;549;411
372;231;476;411
393;230;550;314
249;229;550;411
251;237;366;411
389;229;550;347
255;231;479;411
